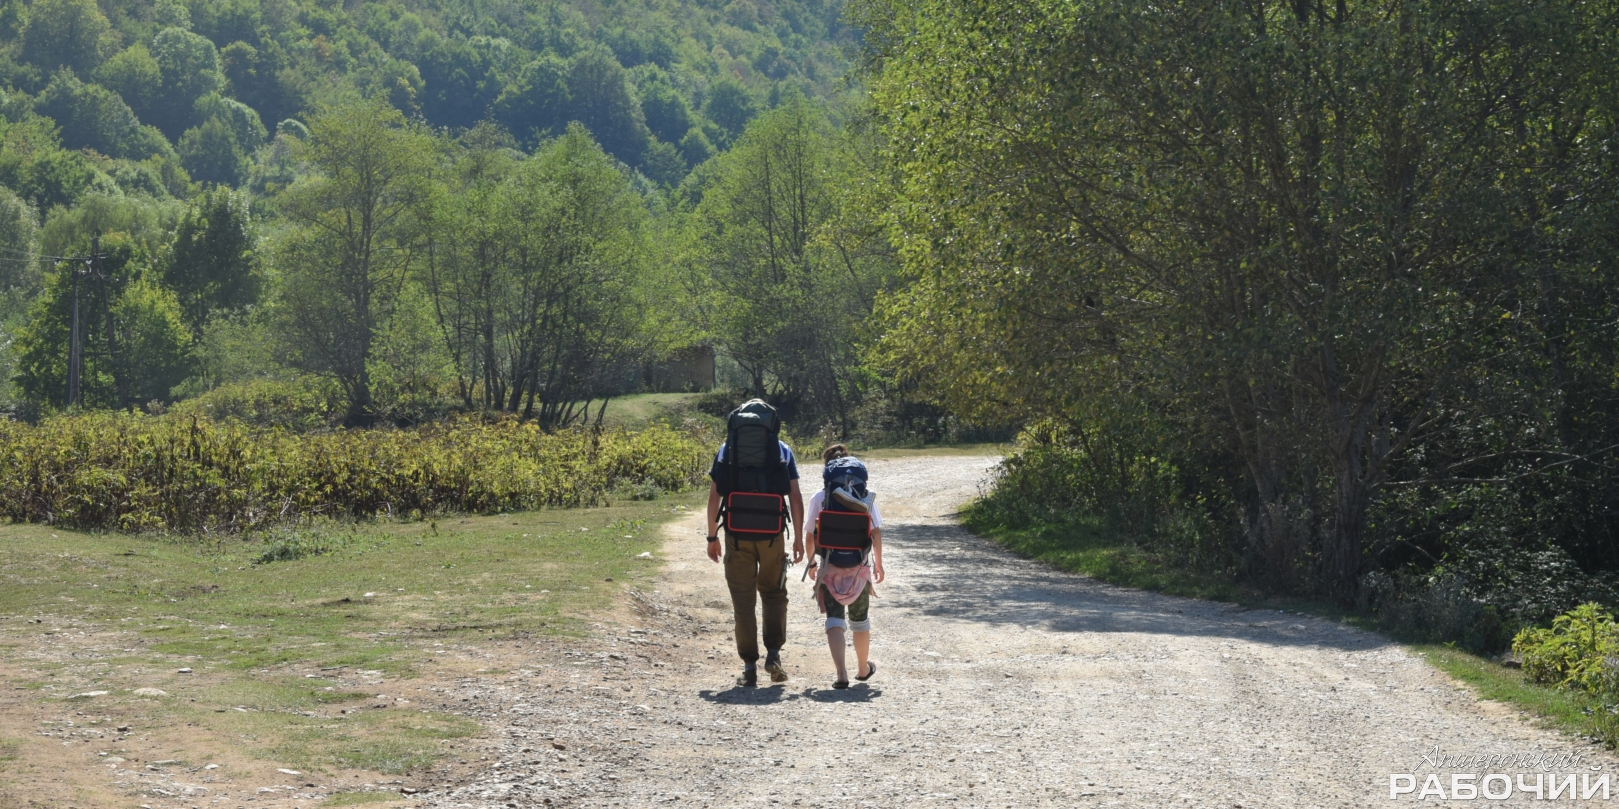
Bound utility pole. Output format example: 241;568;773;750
67;260;81;406
65;237;105;408
91;235;127;408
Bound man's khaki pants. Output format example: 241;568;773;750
723;531;788;664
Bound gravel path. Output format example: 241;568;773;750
423;455;1614;808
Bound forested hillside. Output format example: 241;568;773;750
0;0;854;195
0;0;898;433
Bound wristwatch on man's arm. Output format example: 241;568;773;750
706;535;718;544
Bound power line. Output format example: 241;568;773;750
0;245;71;261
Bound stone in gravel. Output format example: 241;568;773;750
176;667;192;673
69;690;109;699
277;768;302;776
132;688;166;696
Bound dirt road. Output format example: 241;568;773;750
423;455;1614;808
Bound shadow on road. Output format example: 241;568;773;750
882;522;1386;652
697;685;798;705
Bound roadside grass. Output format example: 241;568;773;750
0;488;704;775
963;510;1619;749
964;514;1251;603
860;442;1009;460
1413;646;1619;747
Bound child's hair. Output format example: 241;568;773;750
821;443;850;463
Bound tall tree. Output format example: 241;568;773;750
150;27;223;140
426;124;659;425
160;187;259;333
278;100;438;425
858;0;1619;598
686;96;894;429
563;47;651;167
178;117;247;187
20;0;113;78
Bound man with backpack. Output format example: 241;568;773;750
705;399;805;686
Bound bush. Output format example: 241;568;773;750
1361;571;1512;654
1514;603;1619;701
0;412;710;533
167;378;342;431
252;523;356;564
970;419;1180;532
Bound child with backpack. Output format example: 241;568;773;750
805;444;884;689
705;399;806;687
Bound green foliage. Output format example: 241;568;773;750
251;523;357;564
167;378;341;431
564;47;651;167
702;78;756;146
860;0;1619;601
415;33;506;131
20;0;114;78
160;186;259;332
0;184;40;405
0;184;40;296
428;123;663;425
218;41;302;129
11;233;192;409
0;413;710;532
1360;572;1512;654
178;117;248;188
150;26;224;139
277;100;438;424
0;116;107;211
94;44;162;122
366;281;451;424
1514;604;1619;703
110;277;194;401
37;191;180;258
194;92;267;151
639;74;694;145
491;51;569;147
33;71;160;160
684;96;896;430
7;0;857;196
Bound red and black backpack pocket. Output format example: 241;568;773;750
816;510;872;568
725;491;786;535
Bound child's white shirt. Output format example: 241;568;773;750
805;490;883;530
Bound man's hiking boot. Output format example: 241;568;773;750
764;653;788;683
737;665;758;688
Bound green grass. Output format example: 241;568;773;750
860;442;1009;459
964;513;1250;602
963;509;1618;748
1415;645;1619;747
0;488;704;774
598;392;712;430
